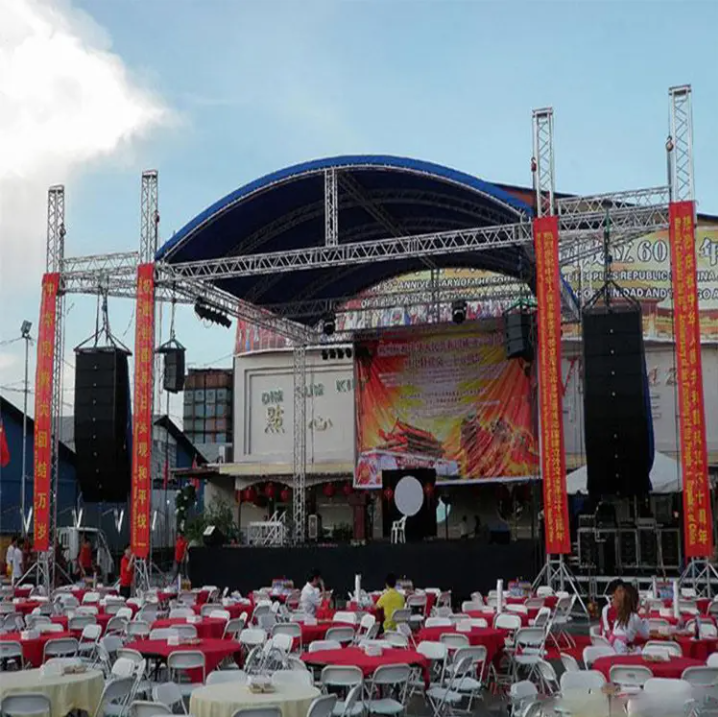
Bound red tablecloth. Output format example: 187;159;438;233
125;638;241;681
466;609;529;627
647;612;716;627
416;626;505;663
152;617;226;640
0;630;76;667
672;635;718;661
592;654;704;680
302;646;430;683
12;586;33;599
191;602;250;619
661;598;712;615
300;622;332;646
12;600;45;616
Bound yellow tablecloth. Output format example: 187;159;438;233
0;668;104;717
190;682;320;717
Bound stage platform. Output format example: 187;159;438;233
188;538;540;601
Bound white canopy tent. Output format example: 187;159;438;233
566;451;682;495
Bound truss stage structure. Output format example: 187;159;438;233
35;86;705;592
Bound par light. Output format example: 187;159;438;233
452;299;467;325
322;313;336;336
194;300;232;329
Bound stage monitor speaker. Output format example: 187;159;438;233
162;348;185;393
74;347;132;503
382;469;437;542
582;307;651;498
504;312;535;361
202;525;226;547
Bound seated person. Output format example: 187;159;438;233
609;584;648;654
300;569;325;616
601;579;625;635
376;572;405;632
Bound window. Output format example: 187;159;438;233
206;419;216;431
194;389;205;402
206;389;216;404
217;403;227;417
194;420;205;432
206;404;216;418
195;404;205;418
217;388;228;402
183;392;193;405
215;433;227;443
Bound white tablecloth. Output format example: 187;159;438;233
190;682;320;717
0;668;104;717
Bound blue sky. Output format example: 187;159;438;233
2;0;718;424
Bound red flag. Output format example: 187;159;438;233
0;420;9;468
190;455;200;491
163;457;169;490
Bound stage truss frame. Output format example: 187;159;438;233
35;85;710;592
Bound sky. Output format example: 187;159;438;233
1;0;718;427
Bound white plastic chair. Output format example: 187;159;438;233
0;640;24;669
151;683;186;715
509;681;537;717
627;677;695;716
173;624;198;640
306;695;337;717
168;608;194;620
439;632;469;650
209;609;231;621
333;612;358;626
129;700;172;717
230;709;281;717
680;666;718;713
582;644;615;668
643;641;682;658
309;639;342;653
0;693;52;717
206;670;249;685
365;663;411;716
609;664;653;692
325;626;355;645
390;516;407;544
149;628;178;641
425;617;452;628
560;670;607;692
560;653;580;672
44;637;79;660
167;650;206;696
271;669;313;687
127;621;151;639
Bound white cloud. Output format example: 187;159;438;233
0;0;169;288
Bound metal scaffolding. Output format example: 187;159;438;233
37;87;689;566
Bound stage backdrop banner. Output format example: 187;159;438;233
354;324;538;487
33;273;60;552
534;215;571;555
131;264;155;559
670;201;714;558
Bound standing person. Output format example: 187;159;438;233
119;545;135;599
11;537;24;585
376;573;405;632
300;570;325;616
5;536;17;582
172;531;188;582
79;535;93;579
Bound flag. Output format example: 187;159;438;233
163;457;169;490
190;455;200;491
0;420;10;468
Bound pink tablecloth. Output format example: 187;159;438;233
125;638;241;681
416;626;505;663
592;654;704;680
152;617;226;640
0;630;76;667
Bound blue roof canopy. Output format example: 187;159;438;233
158;155;534;325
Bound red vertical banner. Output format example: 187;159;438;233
131;264;155;559
33;273;60;552
533;216;571;554
669;201;714;558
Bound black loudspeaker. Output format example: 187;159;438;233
74;348;132;503
504;312;535;361
582;307;651;498
162;348;185;393
203;525;226;547
382;469;437;542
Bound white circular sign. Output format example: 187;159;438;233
394;475;424;517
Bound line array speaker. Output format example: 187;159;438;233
74;347;132;503
504;312;535;361
162;348;185;393
582;306;652;498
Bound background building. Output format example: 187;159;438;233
183;369;233;459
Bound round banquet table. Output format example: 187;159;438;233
0;630;76;667
302;646;429;683
299;621;331;646
192;602;251;619
415;626;505;663
125;638;241;681
672;634;718;661
0;667;104;717
152;617;226;640
190;680;320;717
592;654;704;680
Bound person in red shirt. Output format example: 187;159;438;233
119;544;135;599
78;535;93;578
172;532;188;582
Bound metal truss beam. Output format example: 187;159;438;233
532;108;555;217
292;345;307;543
324;169;339;246
668;85;694;202
140;170;159;263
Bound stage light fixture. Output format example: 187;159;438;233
321;349;329;361
194;299;232;329
345;347;353;359
329;348;337;360
451;299;467;324
666;135;674;152
20;320;32;338
322;313;336;336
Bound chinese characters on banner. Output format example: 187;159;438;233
533;216;571;554
33;273;60;552
131;264;155;559
669;201;714;558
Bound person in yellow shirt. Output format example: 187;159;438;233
376;573;405;632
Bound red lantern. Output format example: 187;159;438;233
383;487;394;502
323;482;335;498
424;483;434;497
280;487;291;502
245;486;257;503
264;482;276;499
342;482;353;496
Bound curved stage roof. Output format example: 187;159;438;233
158;155;534;326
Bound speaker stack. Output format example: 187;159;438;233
582;306;652;498
74;347;132;503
